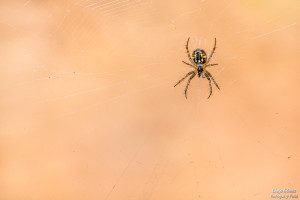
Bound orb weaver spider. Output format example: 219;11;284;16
174;37;220;99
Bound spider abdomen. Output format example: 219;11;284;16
192;49;207;64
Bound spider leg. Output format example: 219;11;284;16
206;77;212;99
205;71;220;90
206;63;218;67
182;61;196;69
185;37;194;64
185;73;196;99
174;71;194;87
207;38;217;64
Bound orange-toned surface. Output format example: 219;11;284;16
1;0;300;199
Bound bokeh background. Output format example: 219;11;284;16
1;0;300;199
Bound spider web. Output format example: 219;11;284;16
1;0;300;200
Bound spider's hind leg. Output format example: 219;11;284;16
185;37;194;64
182;61;196;69
206;63;218;67
207;38;217;64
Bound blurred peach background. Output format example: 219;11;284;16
1;0;300;199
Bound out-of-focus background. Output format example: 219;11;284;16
1;0;300;199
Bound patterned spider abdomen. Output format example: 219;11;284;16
192;49;207;64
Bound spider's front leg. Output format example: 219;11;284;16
206;76;213;99
174;71;194;87
185;73;196;99
205;71;220;90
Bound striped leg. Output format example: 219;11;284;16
185;73;196;99
174;71;194;87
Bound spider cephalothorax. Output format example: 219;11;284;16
174;38;220;99
197;64;204;77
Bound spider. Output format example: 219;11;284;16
174;37;220;99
